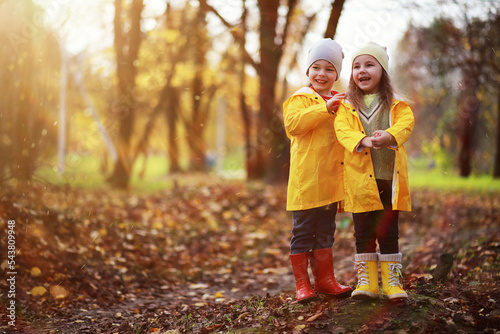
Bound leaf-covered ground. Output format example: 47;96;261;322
0;180;499;333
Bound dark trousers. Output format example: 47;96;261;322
353;179;399;254
290;203;338;254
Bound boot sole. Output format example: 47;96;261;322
316;289;353;298
382;293;408;300
351;291;379;300
297;295;319;304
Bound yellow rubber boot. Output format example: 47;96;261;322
351;253;379;300
379;253;408;300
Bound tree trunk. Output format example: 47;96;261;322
457;66;480;177
15;41;35;181
108;0;144;189
166;88;181;173
187;4;209;172
257;0;283;182
324;0;345;38
240;66;255;178
238;1;257;179
493;85;500;178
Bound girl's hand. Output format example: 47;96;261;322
326;92;346;114
371;130;396;149
360;136;374;148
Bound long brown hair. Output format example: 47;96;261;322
347;70;394;112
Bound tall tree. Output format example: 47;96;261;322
396;4;500;177
324;0;345;38
238;0;254;177
108;0;144;189
0;0;60;182
202;0;346;182
133;2;216;174
184;3;212;172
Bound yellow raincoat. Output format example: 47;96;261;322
334;98;414;213
283;87;344;211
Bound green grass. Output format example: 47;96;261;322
408;169;500;193
407;156;500;193
33;153;500;193
35;153;106;189
34;152;246;192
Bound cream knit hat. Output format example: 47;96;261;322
306;38;343;80
351;42;389;73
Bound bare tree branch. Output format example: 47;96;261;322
199;0;258;69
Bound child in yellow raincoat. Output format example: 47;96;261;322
334;42;414;301
283;38;352;303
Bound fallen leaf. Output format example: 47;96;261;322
0;260;8;271
307;312;323;322
31;286;47;297
30;267;42;277
50;285;69;299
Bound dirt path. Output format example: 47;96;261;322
0;183;498;333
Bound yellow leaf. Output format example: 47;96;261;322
31;267;42;277
50;285;69;299
214;291;224;298
115;312;122;318
295;325;306;330
152;221;163;229
264;248;281;256
307;312;323;322
222;210;233;219
31;286;47;297
54;273;67;281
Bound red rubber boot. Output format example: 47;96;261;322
290;252;318;303
310;248;352;296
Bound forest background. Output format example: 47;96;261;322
0;0;500;333
0;0;499;189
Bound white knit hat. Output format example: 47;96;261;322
351;42;389;73
306;38;343;80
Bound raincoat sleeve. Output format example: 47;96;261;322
283;95;331;139
334;102;367;153
385;101;414;148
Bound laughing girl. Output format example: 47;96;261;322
334;42;414;301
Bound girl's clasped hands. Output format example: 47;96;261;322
360;130;396;149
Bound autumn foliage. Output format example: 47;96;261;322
0;181;499;333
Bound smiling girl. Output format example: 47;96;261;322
334;42;414;302
283;38;352;303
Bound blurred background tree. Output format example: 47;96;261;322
394;0;500;177
0;0;499;189
0;0;60;182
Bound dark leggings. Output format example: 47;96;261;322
352;179;399;254
290;203;338;254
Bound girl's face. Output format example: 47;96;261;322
308;60;337;96
352;55;383;95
